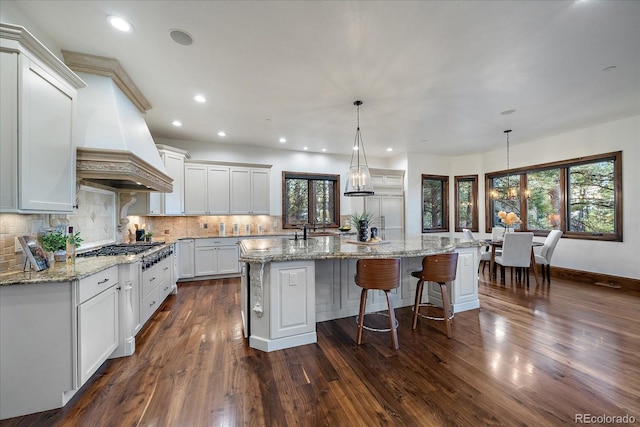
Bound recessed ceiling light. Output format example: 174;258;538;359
279;137;286;143
217;131;226;137
172;120;182;127
107;16;133;32
322;148;327;152
194;95;206;103
169;29;193;46
303;147;308;150
386;148;393;152
500;109;516;116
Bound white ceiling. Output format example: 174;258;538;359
6;0;640;157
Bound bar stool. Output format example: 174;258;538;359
355;258;401;350
411;253;458;338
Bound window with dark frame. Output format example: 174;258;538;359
282;172;340;229
421;174;449;233
485;151;622;241
455;175;478;232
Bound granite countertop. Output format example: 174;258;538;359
0;242;174;286
239;235;485;263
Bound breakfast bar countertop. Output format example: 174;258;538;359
239;235;486;264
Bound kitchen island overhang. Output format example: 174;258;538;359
240;235;485;352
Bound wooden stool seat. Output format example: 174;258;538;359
411;253;458;338
355;258;401;349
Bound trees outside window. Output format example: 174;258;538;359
455;175;478;232
283;172;340;229
422;174;449;233
485;151;621;241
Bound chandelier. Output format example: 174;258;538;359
490;129;529;200
344;100;374;196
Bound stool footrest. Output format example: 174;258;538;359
356;312;399;333
413;303;455;321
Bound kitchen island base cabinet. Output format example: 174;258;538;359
248;261;317;352
242;245;479;352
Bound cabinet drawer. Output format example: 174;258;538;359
141;286;162;326
195;237;238;247
78;266;118;303
141;264;160;299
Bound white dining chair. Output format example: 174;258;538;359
534;230;563;284
462;228;474;240
494;232;534;287
481;228;505;274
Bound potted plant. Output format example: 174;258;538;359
38;229;83;262
350;211;374;242
144;231;153;242
39;230;67;262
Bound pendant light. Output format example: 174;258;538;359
344;100;374;196
491;129;529;200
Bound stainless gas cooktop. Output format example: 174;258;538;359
77;242;164;257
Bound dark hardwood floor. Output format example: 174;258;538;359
3;272;639;426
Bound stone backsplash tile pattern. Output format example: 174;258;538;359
0;214;48;271
122;215;283;242
71;186;116;246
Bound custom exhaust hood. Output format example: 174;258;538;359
62;51;172;193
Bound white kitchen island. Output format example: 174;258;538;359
239;235;484;352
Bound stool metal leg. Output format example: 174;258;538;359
383;290;399;350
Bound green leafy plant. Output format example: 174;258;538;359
38;229;82;252
39;230;67;252
350;211;375;231
67;230;83;248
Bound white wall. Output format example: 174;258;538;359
404;115;640;279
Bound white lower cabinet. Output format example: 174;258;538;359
140;257;171;326
177;238;195;279
192;238;240;277
76;266;119;386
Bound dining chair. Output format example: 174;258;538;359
480;228;505;274
534;230;563;284
494;232;534;287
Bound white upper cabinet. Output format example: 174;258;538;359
0;24;86;213
230;167;270;214
149;145;188;215
185;162;270;215
184;163;230;215
207;165;230;214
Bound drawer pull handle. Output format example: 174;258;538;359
150;277;156;282
97;278;110;285
163;267;169;271
150;300;156;307
164;286;169;291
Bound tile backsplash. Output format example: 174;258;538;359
0;185;117;271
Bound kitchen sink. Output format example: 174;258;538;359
308;232;338;237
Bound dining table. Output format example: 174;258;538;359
486;239;544;286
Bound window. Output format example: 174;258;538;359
485;151;622;241
422;174;449;233
454;175;478;232
282;172;340;229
